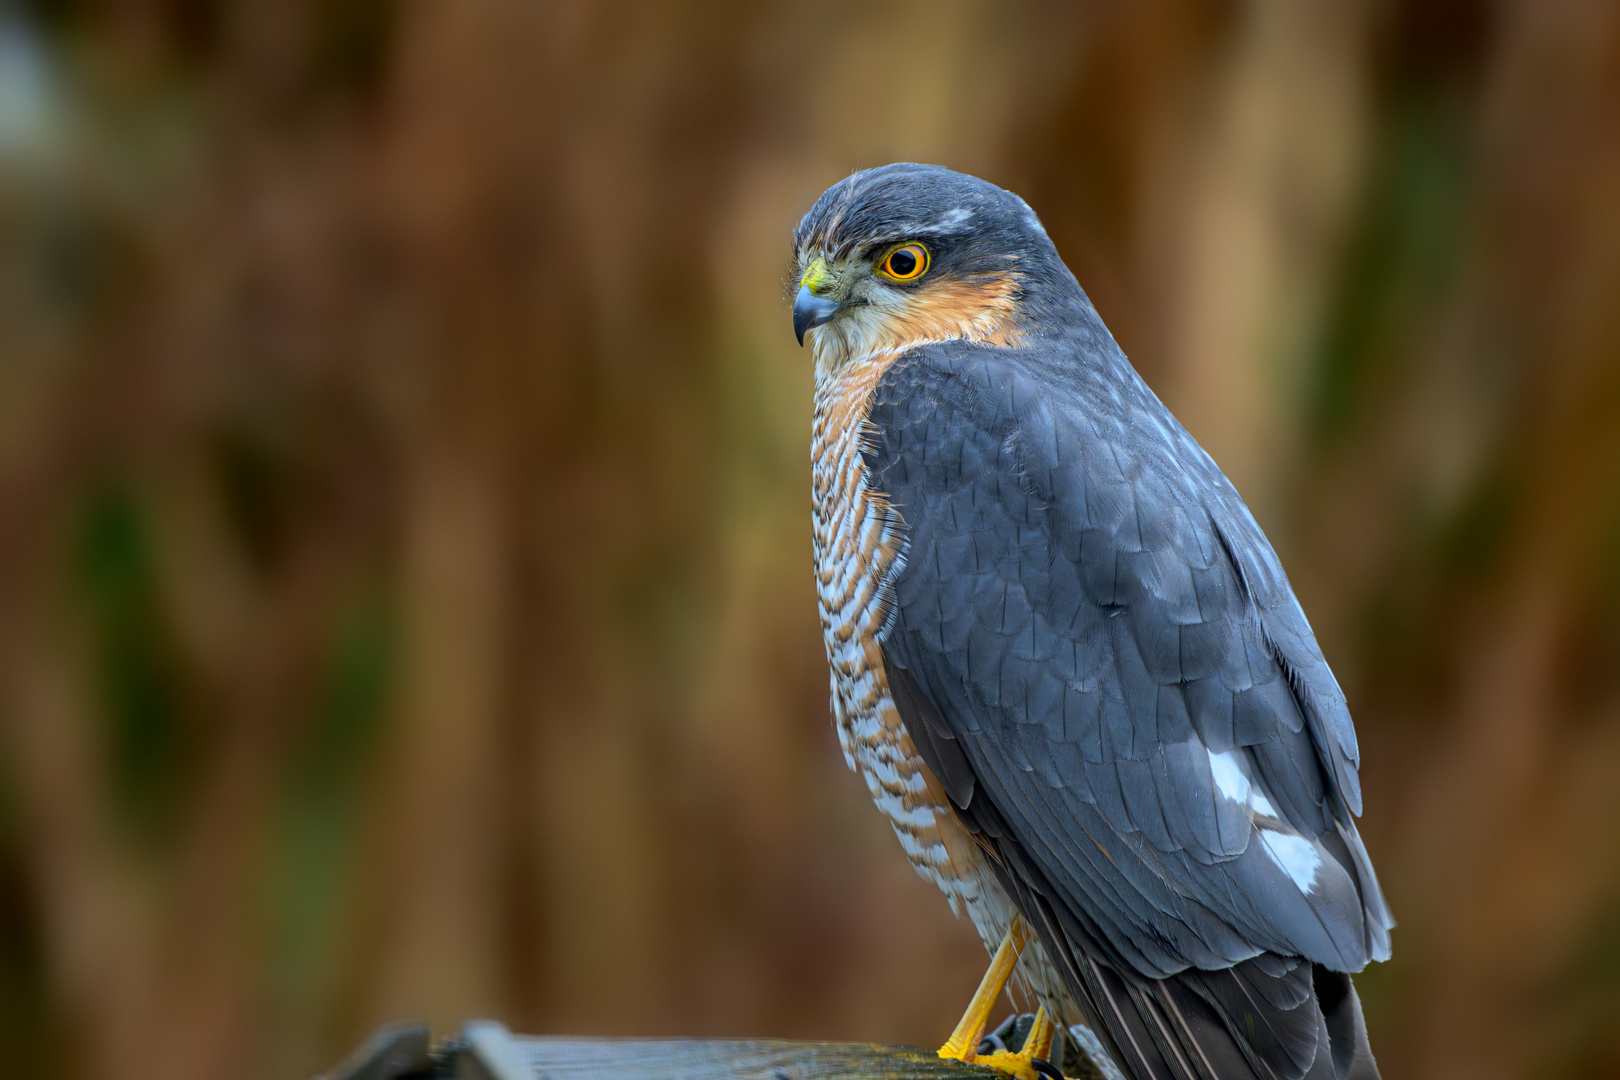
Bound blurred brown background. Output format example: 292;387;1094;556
1;1;1618;1078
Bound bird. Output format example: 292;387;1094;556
791;164;1393;1080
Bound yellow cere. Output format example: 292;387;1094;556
800;256;834;296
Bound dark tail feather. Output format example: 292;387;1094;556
979;837;1378;1080
1182;955;1323;1078
1026;887;1379;1080
1082;959;1383;1080
1020;883;1233;1080
1052;943;1262;1080
1013;885;1187;1079
1154;976;1273;1079
1074;947;1186;1080
1312;967;1381;1080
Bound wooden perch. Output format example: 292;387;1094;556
321;1019;1006;1080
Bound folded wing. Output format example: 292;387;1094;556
866;341;1392;1079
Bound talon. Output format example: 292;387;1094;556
969;1008;1072;1080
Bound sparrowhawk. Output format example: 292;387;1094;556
792;164;1392;1080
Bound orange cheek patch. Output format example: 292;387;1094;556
876;272;1025;353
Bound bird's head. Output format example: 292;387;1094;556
789;164;1072;370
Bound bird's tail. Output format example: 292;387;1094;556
1017;880;1379;1080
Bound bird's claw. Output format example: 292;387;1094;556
967;1008;1068;1080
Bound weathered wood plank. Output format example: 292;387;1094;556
495;1033;1004;1080
321;1020;1005;1080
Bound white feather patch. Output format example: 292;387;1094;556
1207;749;1251;804
1208;747;1283;820
1260;829;1322;893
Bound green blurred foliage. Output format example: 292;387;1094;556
77;484;196;849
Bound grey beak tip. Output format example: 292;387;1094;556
793;284;841;347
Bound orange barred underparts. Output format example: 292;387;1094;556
814;350;968;893
809;345;1023;955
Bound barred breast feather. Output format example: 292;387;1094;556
811;350;996;915
809;348;1065;1009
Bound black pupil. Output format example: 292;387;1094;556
889;249;917;276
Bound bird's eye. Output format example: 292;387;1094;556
878;243;929;282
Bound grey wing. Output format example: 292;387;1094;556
865;343;1391;1080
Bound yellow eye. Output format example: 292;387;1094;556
878;242;929;282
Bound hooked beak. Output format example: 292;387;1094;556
793;285;842;346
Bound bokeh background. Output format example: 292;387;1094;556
2;1;1619;1078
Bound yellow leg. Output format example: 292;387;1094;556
939;915;1069;1079
938;915;1030;1062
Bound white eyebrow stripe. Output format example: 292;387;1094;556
929;207;974;232
876;207;976;238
